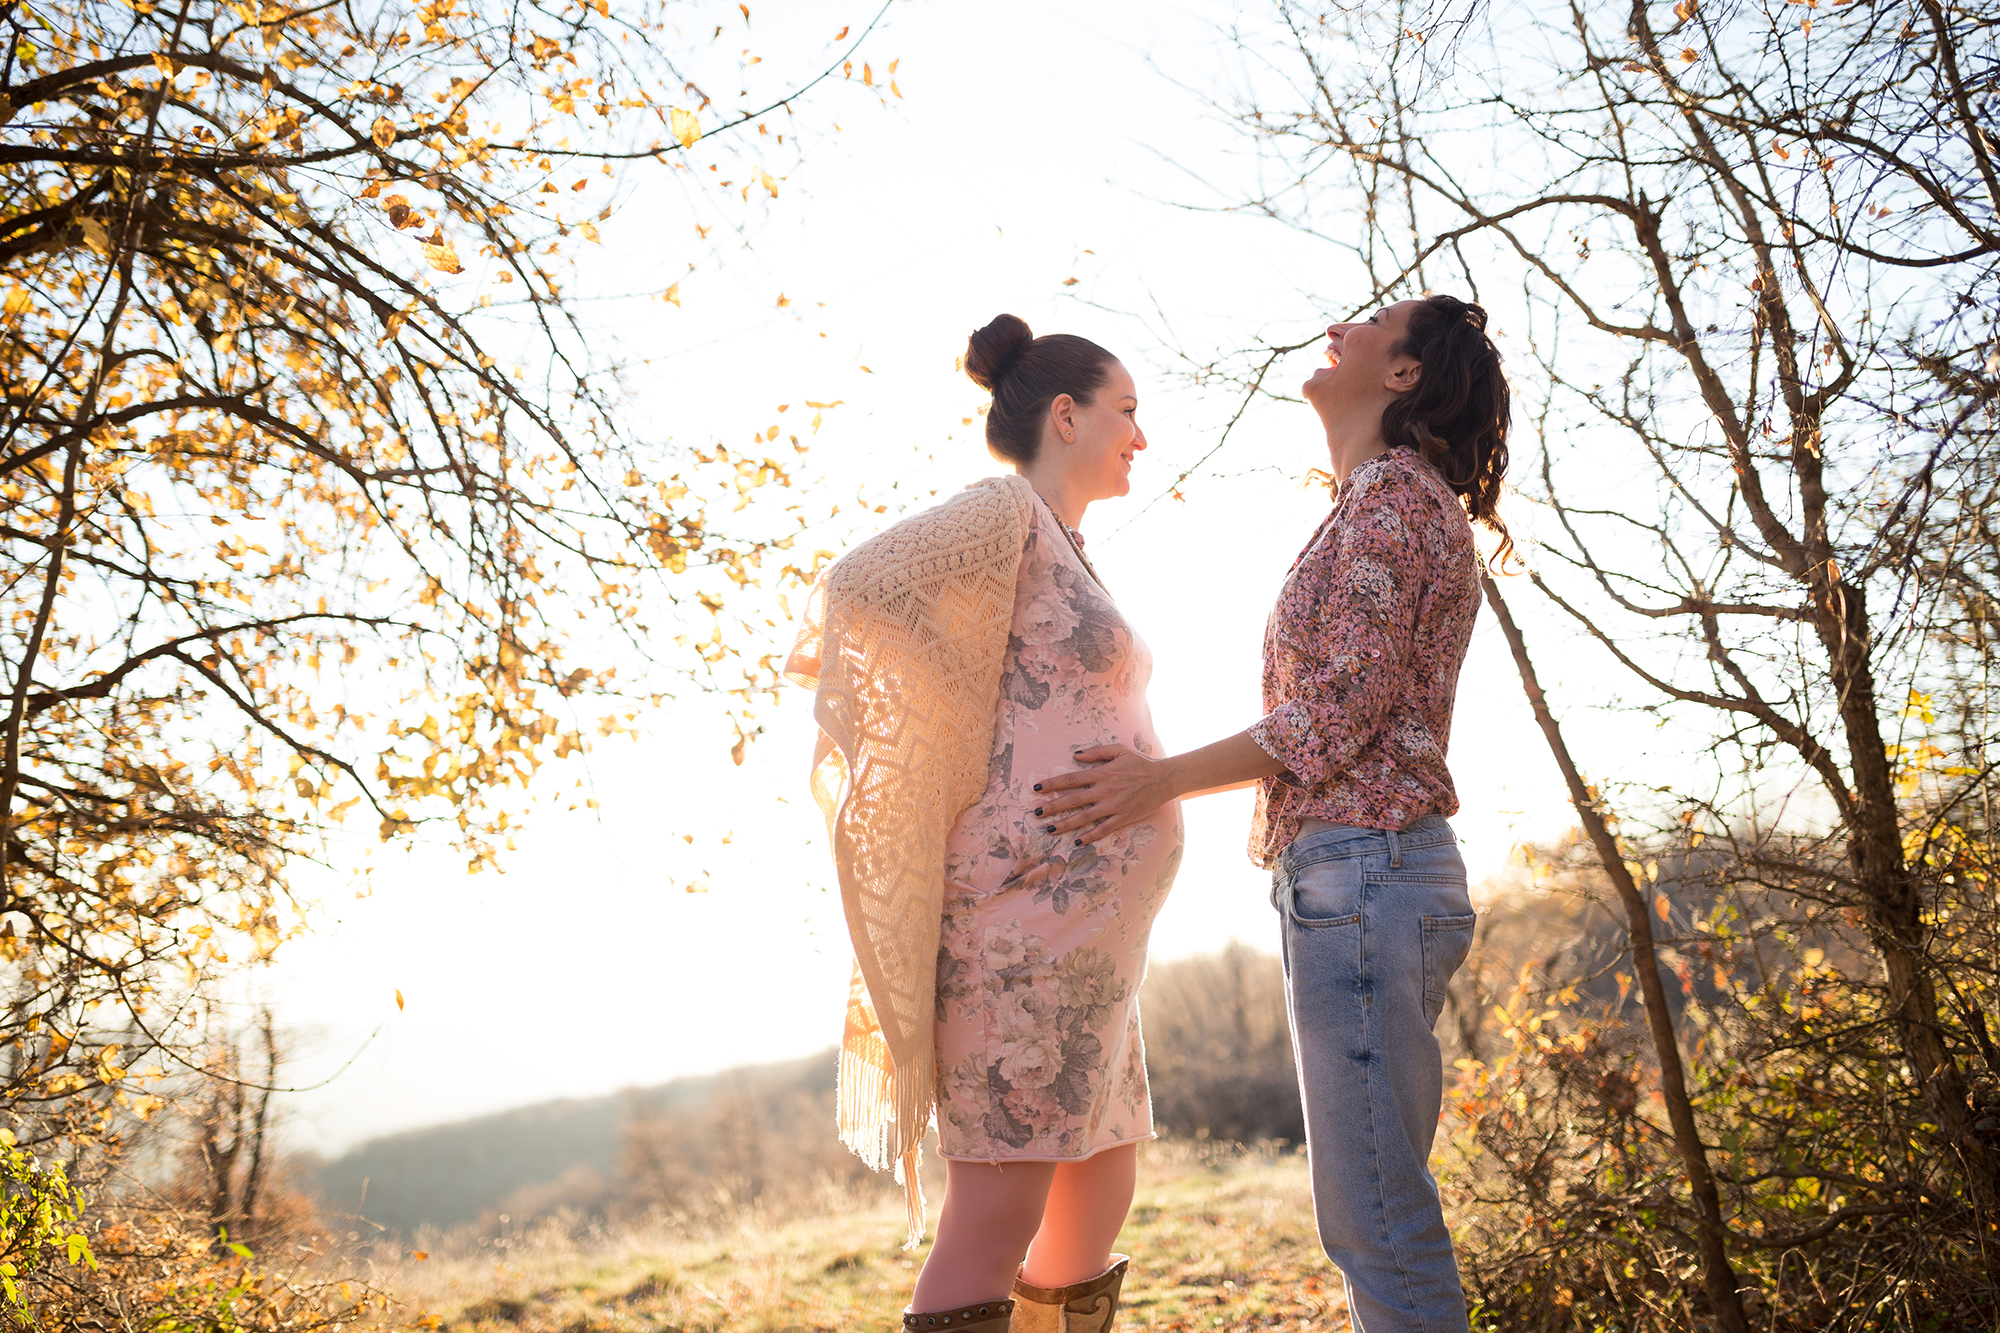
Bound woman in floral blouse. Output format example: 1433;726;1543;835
1035;294;1512;1333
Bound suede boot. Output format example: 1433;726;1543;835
1010;1256;1130;1333
901;1298;1015;1331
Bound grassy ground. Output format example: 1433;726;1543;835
368;1143;1350;1332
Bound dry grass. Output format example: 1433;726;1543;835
364;1142;1351;1332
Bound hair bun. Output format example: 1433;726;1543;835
965;313;1034;392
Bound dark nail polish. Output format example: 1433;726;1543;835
1043;825;1056;834
1073;838;1084;846
1033;807;1043;817
1033;783;1043;792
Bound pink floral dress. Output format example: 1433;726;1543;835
934;494;1184;1162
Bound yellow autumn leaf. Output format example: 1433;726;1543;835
394;988;405;1010
579;220;600;242
2;288;29;318
670;106;700;148
79;216;112;256
1680;46;1699;61
421;228;461;274
661;283;681;306
371;115;396;149
756;167;778;197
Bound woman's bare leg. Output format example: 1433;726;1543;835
911;1159;1058;1311
1022;1144;1137;1287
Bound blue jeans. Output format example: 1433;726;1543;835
1271;816;1476;1333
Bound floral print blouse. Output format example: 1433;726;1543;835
1247;447;1480;866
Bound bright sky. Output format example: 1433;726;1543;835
269;0;1604;1156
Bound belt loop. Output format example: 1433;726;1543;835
1388;826;1403;869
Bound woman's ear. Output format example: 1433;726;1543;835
1049;393;1077;442
1385;361;1422;397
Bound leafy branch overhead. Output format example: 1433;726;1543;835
0;0;893;1305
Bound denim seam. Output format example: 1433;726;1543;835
1358;879;1428;1326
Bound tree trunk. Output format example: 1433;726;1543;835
1812;577;2000;1223
1482;574;1753;1332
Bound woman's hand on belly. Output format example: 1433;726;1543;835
1036;731;1284;845
1031;744;1181;846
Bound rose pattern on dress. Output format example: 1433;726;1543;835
936;917;1135;1154
1246;448;1480;867
934;499;1181;1161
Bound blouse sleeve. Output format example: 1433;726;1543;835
1248;473;1431;788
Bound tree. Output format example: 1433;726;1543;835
0;0;891;1313
1190;0;2000;1321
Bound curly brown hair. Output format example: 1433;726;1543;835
1383;294;1514;569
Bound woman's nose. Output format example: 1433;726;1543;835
1131;424;1148;451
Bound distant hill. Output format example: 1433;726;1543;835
303;947;1324;1239
304;1049;839;1236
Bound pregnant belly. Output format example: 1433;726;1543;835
950;797;1184;927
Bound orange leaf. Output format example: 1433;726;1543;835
670;107;700;148
421;229;462;275
394;988;405;1011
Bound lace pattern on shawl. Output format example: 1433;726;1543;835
785;474;1034;1245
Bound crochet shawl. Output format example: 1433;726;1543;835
785;473;1035;1245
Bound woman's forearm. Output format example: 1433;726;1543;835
1164;730;1285;800
1036;730;1287;843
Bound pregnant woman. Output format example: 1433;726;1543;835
1033;294;1511;1332
788;314;1182;1333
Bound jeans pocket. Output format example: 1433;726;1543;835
1420;912;1477;1028
1287;851;1363;929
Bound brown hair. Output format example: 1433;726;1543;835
964;314;1117;465
1384;294;1514;569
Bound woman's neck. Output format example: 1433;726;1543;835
1321;409;1390;489
1017;459;1088;530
